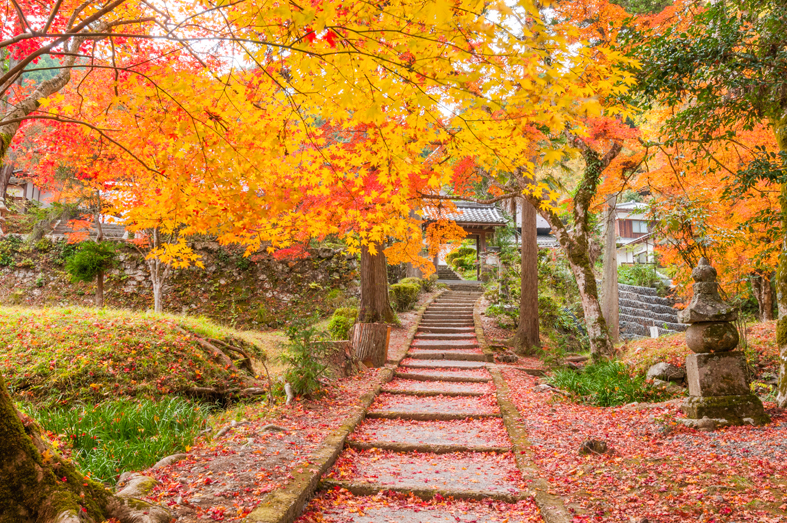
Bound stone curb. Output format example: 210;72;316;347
473;298;496;363
490;368;572;523
319;480;525;503
346;440;509;454
243;289;445;523
474;302;573;523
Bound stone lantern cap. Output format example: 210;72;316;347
677;258;737;324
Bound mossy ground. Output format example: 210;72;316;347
0;306;287;407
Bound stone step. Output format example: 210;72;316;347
426;307;475;313
400;358;487;369
417;326;476;334
422;314;475;321
411;339;479;349
619;309;680;325
416;324;475;334
323;451;521;502
407;350;487;362
300;498;533;522
619;313;687;332
619;290;676;308
419;319;475;325
415;332;477;340
348;418;508;453
394;370;491;383
381;378;493;396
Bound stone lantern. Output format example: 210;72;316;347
678;258;770;428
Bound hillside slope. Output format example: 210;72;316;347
0;306;285;406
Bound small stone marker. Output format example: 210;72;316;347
678;258;770;429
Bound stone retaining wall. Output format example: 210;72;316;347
619;283;686;339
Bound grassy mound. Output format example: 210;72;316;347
620;321;780;375
0;306;284;407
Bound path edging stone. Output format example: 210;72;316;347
474;304;573;523
243;289;445;523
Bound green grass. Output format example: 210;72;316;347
0;306;286;406
548;360;680;407
20;397;209;484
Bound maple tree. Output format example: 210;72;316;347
628;0;787;407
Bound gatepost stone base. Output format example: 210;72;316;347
681;395;770;427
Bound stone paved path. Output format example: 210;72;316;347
296;291;543;522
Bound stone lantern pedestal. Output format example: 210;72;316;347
678;258;769;428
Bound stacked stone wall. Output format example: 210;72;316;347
619;283;687;339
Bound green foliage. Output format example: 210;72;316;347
611;0;670;14
450;252;477;271
65;241;117;282
328;307;358;340
20;398;208;484
389;282;421;312
538;295;590;354
420;274;438;292
281;316;330;397
618;264;658;287
398;277;422;287
548;360;679;407
0;235;22;267
446;246;476;266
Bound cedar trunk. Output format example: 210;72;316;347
509;197;540;354
358;243;396;324
351;323;391;367
773;118;787;408
0;376;168;523
751;273;775;322
600;195;619;343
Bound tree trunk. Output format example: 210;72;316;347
772;118;787;408
566;242;614;358
0;376;169;523
405;263;422;279
95;270;104;308
751;272;775;321
509;197;540;354
600;195;619;343
0;164;12;211
152;276;163;313
358;243;396;323
351;323;391;367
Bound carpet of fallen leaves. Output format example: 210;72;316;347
296;488;543;522
502;368;787;523
396;367;492;380
137;293;438;522
381;378;494;394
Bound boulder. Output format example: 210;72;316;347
646;362;686;383
578;439;608;455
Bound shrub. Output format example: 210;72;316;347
548;360;680;407
22;398;209;484
280;317;330;397
0;235;22;267
421;274;438;292
64;241;117;283
451;252;477;271
618;264;659;287
399;277;422;287
389;282;421;312
328;307;358;340
446;246;476;266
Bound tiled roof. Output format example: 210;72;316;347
424;201;507;226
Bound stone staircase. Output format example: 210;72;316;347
436;264;462;280
295;290;543;520
619;283;687;339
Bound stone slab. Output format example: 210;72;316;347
419;321;476;327
381;378;494;395
681;394;770;425
417;327;476;334
325;451;522;500
368;393;500;418
686;351;750;397
348;418;509;451
400;358;487;369
412;339;479;349
299;498;538;522
407;350;487;362
394;370;491;383
415;333;477;340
